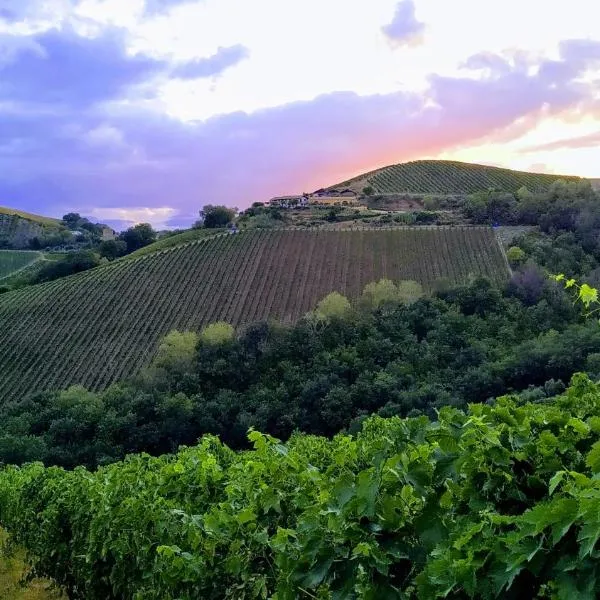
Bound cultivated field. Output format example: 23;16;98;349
0;228;508;400
0;251;41;279
334;160;586;195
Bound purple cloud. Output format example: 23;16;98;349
0;26;599;229
0;28;165;109
382;0;425;46
522;131;600;153
172;45;249;79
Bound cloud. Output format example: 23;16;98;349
381;0;425;46
0;27;599;228
522;131;600;153
143;0;197;16
0;27;165;109
89;206;179;229
172;44;249;79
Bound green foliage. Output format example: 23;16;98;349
362;279;400;308
31;251;101;284
397;280;424;304
316;291;351;319
200;322;235;345
119;223;157;253
2;376;600;598
506;246;526;266
198;205;237;229
0;276;595;469
151;330;200;373
98;239;127;260
553;274;600;317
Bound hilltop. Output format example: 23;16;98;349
0;227;507;400
329;160;588;195
0;206;61;227
0;206;64;249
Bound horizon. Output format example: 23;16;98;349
1;0;599;229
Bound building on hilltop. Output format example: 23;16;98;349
268;195;309;209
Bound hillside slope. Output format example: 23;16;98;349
332;160;587;195
0;207;63;249
0;207;60;227
0;251;42;280
0;227;507;400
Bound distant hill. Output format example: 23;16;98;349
0;206;63;249
592;179;600;191
0;227;507;400
330;160;588;195
0;206;60;226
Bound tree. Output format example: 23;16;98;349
200;322;235;345
33;251;101;284
362;186;374;197
198;205;236;229
150;330;199;375
316;292;351;319
397;280;424;304
362;279;399;309
506;246;526;267
62;213;83;230
516;186;533;201
98;239;127;260
119;223;156;253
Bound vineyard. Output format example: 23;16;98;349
0;251;41;279
333;160;586;194
1;374;599;599
128;227;225;258
0;227;507;400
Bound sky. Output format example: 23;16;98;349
0;0;599;229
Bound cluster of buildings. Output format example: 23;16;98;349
268;188;359;209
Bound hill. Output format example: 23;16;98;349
0;207;64;249
128;227;225;258
0;227;507;400
0;207;60;227
331;160;587;195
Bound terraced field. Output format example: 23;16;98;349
0;251;41;279
333;160;586;194
0;228;508;400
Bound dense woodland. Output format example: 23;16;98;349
2;181;600;598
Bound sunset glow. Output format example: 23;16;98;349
0;0;599;228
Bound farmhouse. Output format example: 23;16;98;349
268;195;308;209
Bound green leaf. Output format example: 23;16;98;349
586;442;600;474
549;471;565;495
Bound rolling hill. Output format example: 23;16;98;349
0;207;60;227
331;160;587;195
0;206;63;249
0;227;507;400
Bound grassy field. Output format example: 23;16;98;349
0;207;60;227
333;160;586;194
0;251;42;279
128;227;226;258
0;227;508;400
0;254;67;290
0;531;63;600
